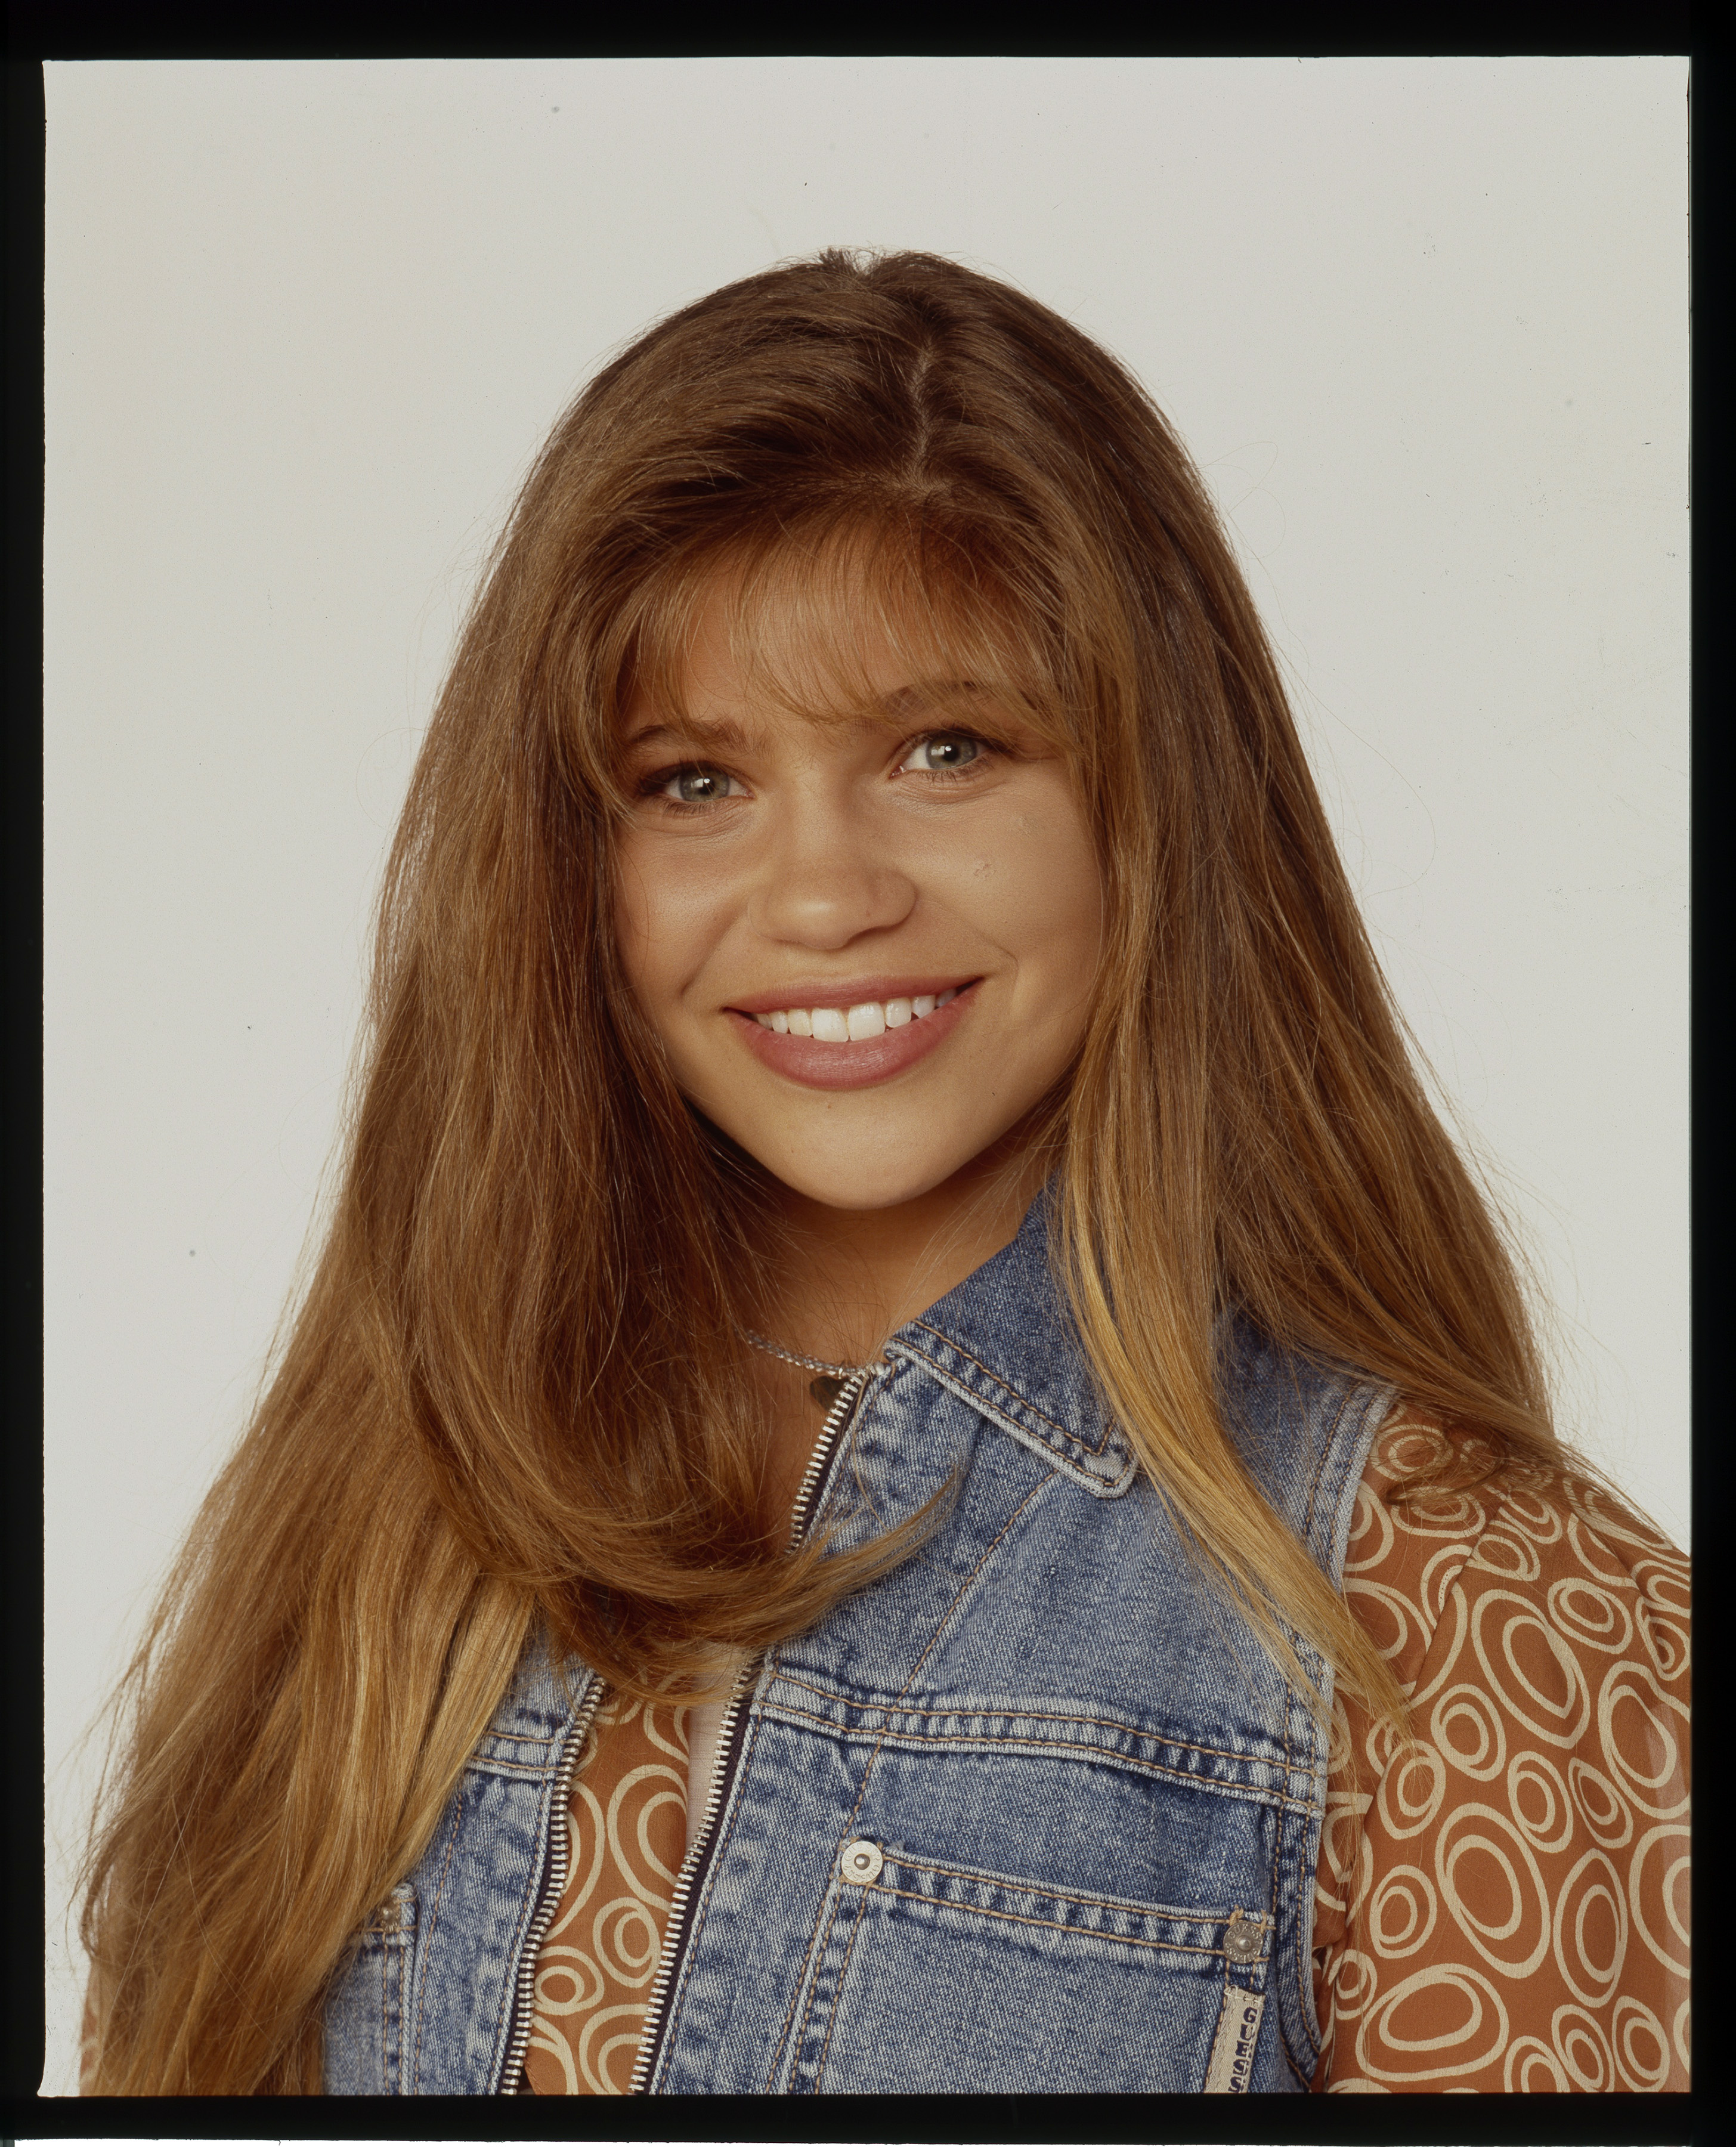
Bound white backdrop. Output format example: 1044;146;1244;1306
42;57;1688;2093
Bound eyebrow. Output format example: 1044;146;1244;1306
620;715;754;756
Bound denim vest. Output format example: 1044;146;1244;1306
323;1193;1392;2095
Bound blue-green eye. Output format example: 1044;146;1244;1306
901;733;983;772
660;765;740;803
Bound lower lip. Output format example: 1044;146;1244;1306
729;985;978;1091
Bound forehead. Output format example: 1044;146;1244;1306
618;532;1059;745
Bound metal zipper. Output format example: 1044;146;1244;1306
495;1670;604;2095
627;1361;878;2096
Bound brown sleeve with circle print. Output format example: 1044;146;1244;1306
1310;1404;1689;2092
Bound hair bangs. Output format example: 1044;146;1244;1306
585;509;1076;804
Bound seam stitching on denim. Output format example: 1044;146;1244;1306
1279;1378;1348;2082
776;1878;846;2095
887;1851;1245;1924
756;1699;1322;1808
809;1881;872;2092
904;1324;1112;1456
764;1669;1314;1770
409;1773;465;2091
875;1886;1236;1953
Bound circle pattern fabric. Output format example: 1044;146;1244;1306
1310;1407;1689;2092
520;1690;691;2095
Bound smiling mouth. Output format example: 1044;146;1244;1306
728;979;980;1091
749;986;960;1042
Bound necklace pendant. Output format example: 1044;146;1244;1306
808;1374;847;1410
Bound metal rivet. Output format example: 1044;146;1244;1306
840;1838;884;1885
1224;1911;1262;1960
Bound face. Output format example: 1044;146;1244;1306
613;571;1104;1215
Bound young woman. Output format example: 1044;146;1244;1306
79;249;1688;2096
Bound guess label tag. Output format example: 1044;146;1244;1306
1203;1988;1266;2093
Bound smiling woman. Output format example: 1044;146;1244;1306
77;249;1688;2097
615;573;1102;1217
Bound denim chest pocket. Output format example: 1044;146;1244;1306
770;1845;1273;2095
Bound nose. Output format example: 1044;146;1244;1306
746;799;917;951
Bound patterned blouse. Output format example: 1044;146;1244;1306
519;1404;1691;2095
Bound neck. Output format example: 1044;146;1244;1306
759;1127;1053;1365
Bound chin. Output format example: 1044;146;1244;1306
761;1152;979;1214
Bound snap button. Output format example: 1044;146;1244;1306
1224;1910;1263;1961
839;1839;884;1885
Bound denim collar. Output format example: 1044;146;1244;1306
881;1185;1140;1499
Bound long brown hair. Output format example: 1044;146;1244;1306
80;248;1565;2093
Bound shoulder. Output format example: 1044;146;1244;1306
1345;1400;1688;1696
1313;1401;1689;2093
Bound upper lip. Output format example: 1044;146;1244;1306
726;974;980;1017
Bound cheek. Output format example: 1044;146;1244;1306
612;840;727;1010
964;800;1103;979
611;852;703;1054
1040;826;1105;957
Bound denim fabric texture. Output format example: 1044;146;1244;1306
323;1190;1394;2094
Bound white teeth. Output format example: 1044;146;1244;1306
751;988;964;1041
